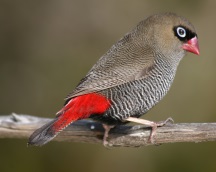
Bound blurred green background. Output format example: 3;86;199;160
1;0;216;172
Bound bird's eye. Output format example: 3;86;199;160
176;27;186;38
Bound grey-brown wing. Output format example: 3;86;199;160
65;33;155;100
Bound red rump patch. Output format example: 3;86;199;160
52;93;111;133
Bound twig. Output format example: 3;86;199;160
0;113;216;147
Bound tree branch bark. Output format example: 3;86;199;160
0;113;216;147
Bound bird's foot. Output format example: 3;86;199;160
149;117;174;144
156;117;174;126
102;124;115;147
125;117;174;144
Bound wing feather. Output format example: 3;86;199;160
66;32;155;100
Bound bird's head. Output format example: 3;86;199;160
137;13;200;63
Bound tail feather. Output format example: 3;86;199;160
28;93;111;146
28;110;76;146
28;118;62;146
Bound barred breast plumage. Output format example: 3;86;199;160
92;56;177;125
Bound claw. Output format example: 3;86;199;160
125;117;174;144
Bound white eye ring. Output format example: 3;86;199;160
177;27;186;38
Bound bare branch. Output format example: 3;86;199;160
0;113;216;147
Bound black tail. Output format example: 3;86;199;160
28;119;58;146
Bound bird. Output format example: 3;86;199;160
28;12;199;146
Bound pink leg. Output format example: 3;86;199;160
102;124;115;146
125;117;174;143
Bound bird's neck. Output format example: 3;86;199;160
155;51;184;73
153;54;181;85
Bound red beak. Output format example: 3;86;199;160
182;36;200;55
